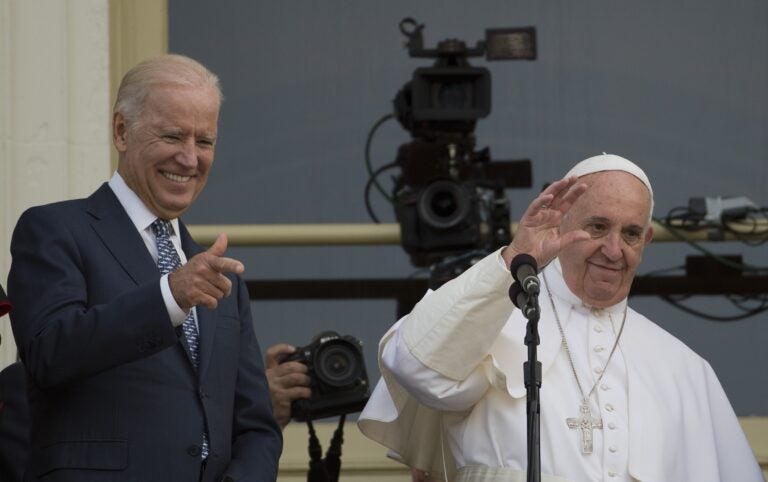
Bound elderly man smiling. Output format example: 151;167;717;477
8;54;281;482
359;154;763;482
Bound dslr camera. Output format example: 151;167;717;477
282;331;370;421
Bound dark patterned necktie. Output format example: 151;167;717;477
151;218;209;459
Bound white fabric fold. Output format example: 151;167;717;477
359;249;763;481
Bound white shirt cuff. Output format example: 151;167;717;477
160;273;189;327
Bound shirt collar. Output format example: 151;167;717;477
108;171;181;236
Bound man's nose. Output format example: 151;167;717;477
601;232;623;261
175;139;198;167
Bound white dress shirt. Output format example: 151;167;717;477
108;172;196;330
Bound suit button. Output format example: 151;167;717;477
198;387;207;399
187;444;202;457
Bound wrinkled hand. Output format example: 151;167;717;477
168;233;244;311
502;176;590;269
265;343;312;429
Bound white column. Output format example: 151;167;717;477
0;0;111;368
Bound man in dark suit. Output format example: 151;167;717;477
0;285;27;482
7;54;282;482
0;361;28;482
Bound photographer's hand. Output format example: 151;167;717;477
265;344;312;429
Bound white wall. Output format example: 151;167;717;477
0;0;111;367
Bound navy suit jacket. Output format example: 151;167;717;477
8;184;282;481
0;361;29;482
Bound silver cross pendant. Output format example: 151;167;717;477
566;403;603;454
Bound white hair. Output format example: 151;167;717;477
114;54;222;128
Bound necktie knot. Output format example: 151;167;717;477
151;218;173;239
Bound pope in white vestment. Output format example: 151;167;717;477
358;155;764;482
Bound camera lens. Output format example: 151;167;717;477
314;341;363;388
435;81;470;109
417;180;471;229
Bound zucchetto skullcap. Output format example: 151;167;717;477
565;153;654;215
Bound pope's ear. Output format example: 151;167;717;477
113;112;128;152
644;225;654;246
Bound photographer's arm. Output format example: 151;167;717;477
265;344;311;429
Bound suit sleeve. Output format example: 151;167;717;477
7;207;178;389
220;276;282;481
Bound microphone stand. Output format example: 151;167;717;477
509;253;543;482
522;291;542;482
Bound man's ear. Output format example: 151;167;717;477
644;225;654;246
113;112;128;152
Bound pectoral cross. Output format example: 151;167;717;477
566;403;603;454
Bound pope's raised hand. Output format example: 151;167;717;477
168;233;244;311
501;176;590;269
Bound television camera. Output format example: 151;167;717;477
391;18;536;271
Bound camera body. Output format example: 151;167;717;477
391;19;533;269
392;139;528;267
282;331;370;421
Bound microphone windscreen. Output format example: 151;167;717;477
508;281;526;310
509;253;538;282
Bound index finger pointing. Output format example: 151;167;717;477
209;256;245;274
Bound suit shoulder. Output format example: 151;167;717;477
17;183;112;222
16;197;91;227
20;197;88;216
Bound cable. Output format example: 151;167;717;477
364;161;398;223
726;295;768;317
663;206;704;231
722;207;768;246
654;215;768;274
364;113;396;203
660;295;768;322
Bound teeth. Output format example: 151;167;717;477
162;172;191;183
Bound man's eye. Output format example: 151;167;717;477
624;230;642;244
163;135;180;141
587;223;607;235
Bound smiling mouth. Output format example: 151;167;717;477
589;262;623;272
161;171;192;183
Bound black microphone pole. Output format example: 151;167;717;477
509;254;542;482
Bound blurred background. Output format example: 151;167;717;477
170;0;767;416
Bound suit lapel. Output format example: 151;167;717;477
88;184;199;373
179;222;217;379
87;184;158;286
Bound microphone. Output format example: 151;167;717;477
510;253;540;295
509;281;539;319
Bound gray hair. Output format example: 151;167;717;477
114;54;222;128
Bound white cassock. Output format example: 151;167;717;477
358;249;764;482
